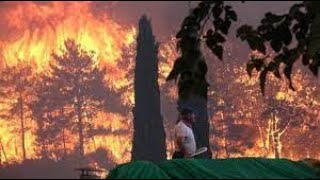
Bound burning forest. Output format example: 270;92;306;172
0;1;319;179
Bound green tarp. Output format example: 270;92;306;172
107;158;319;179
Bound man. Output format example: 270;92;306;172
172;108;196;159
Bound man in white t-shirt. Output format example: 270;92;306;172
172;108;196;159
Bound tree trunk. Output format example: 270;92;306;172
60;108;67;158
306;1;320;57
220;111;229;158
0;139;7;163
270;112;281;159
178;95;211;158
91;137;97;152
271;113;276;158
14;137;18;156
76;102;84;157
267;114;273;156
274;136;281;159
274;117;282;159
62;128;67;157
169;28;211;159
86;111;97;152
131;115;141;160
19;92;26;161
256;121;267;157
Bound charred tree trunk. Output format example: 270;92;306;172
62;128;67;157
76;101;85;157
132;15;166;162
19;92;26;161
0;139;7;163
60;108;67;158
86;111;97;152
14;137;18;156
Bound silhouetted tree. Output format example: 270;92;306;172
0;62;33;161
172;1;320;93
167;1;320;158
131;15;166;162
31;39;109;158
166;16;211;158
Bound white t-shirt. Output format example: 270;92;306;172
174;121;196;156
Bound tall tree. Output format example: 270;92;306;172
0;62;33;161
172;1;320;93
31;39;109;158
166;16;211;158
167;1;320;158
131;15;166;162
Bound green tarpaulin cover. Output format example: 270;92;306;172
107;158;319;179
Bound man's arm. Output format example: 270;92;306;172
176;136;186;154
176;136;192;158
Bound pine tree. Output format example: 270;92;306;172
31;39;109;158
0;62;33;161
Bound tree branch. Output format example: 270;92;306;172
279;119;292;136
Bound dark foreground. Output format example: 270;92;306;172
107;158;320;179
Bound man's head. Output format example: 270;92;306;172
180;108;195;124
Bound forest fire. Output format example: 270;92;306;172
0;2;319;175
0;1;136;164
0;1;178;165
1;2;134;67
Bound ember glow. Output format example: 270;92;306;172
0;1;319;171
0;1;178;165
0;1;134;164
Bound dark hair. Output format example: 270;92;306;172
180;108;193;116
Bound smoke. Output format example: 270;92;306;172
0;1;295;41
0;1;314;174
95;1;295;40
87;1;188;42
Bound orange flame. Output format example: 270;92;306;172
0;1;178;165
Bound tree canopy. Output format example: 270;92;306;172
168;1;320;95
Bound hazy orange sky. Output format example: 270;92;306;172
0;1;296;41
